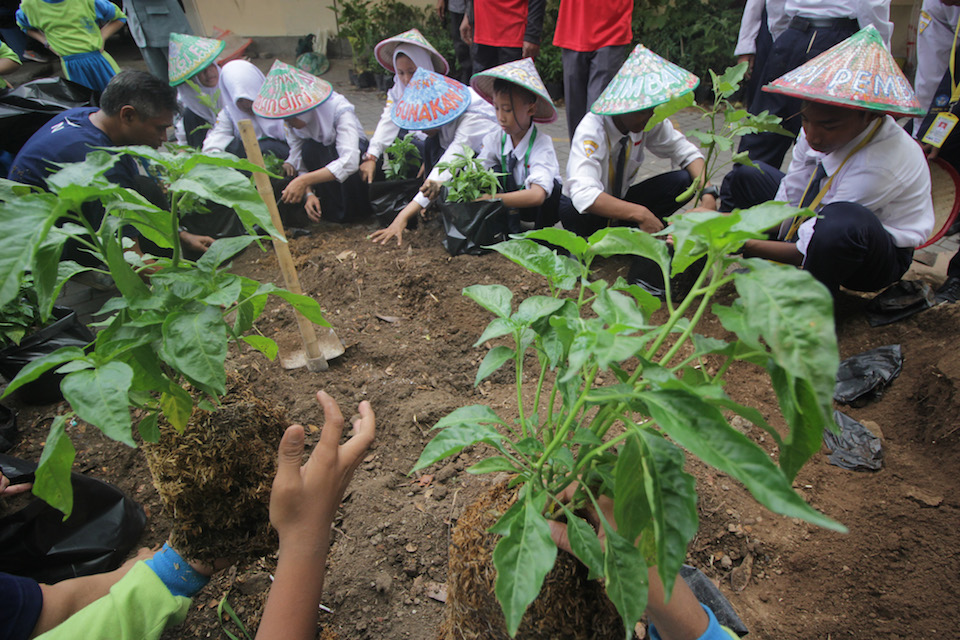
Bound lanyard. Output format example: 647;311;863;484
500;126;537;186
950;18;960;105
785;118;883;241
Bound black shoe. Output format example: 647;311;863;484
627;256;667;299
935;275;960;303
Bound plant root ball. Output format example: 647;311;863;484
143;376;288;563
439;481;625;640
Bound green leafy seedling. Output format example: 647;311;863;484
383;133;421;180
436;146;503;203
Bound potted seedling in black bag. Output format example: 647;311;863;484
435;146;507;256
369;133;423;227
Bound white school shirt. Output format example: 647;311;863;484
913;0;960;130
477;124;560;196
563;112;702;214
776;114;934;255
368;83;403;160
285;93;365;181
779;0;892;49
413;89;499;208
735;0;789;55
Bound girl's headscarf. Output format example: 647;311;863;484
218;60;286;141
393;43;436;93
177;64;221;124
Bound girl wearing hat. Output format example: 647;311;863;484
168;33;224;148
254;61;369;224
359;29;450;184
369;68;499;247
472;57;562;231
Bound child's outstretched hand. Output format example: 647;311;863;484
269;391;375;543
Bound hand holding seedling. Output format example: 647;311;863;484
420;179;443;200
281;175;312;204
258;391;375;640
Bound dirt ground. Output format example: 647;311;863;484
4;216;959;639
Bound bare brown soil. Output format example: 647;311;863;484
6;217;959;639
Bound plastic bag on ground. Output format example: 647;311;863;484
823;411;884;471
833;344;902;406
865;280;935;327
438;193;508;256
0;454;146;583
370;178;420;228
0;78;95;155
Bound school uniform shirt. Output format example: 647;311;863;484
564;112;702;214
285;92;365;181
775;0;892;48
914;0;960;129
174;77;221;145
777;114;934;256
477;124;559;196
202;60;287;155
552;0;632;52
16;0;125;56
413;89;498;208
735;0;787;55
367;82;404;160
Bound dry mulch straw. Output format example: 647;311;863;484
143;375;288;563
439;480;625;640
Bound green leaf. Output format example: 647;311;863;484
169;164;278;238
61;363;135;447
412;422;504;472
559;505;604;580
638;430;698;597
32;229;70;319
466;456;519;474
160;385;194;432
102;218;151;301
586;227;670;269
463;284;513;318
599;512;648;635
493;490;557;636
516;228;588;258
512;296;565;325
641;389;845;532
138;412;160;443
33;415;76;518
474;317;517;346
202;274;243;307
476;345;514;385
0;193;57;308
266;289;330;326
197;236;259;272
716;62;748;97
592;287;650;331
614;434;649;543
490;239;579;290
433;404;504;430
2;347;86;399
242;335;279;360
645;91;695;131
160;306;229;396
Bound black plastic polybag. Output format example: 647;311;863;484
0;307;95;405
0;78;96;154
679;565;749;637
823;411;883;471
439;193;508;256
369;179;421;228
865;280;935;327
833;344;902;406
0;455;146;584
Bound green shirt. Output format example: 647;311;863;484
17;0;125;57
0;41;20;89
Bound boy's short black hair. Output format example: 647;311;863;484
492;78;537;105
100;70;179;119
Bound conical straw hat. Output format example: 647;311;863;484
590;44;699;116
375;29;450;75
390;68;471;130
253;60;333;119
763;25;924;117
168;33;225;86
471;57;557;124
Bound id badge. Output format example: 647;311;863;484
922;112;959;148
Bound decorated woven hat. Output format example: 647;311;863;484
763;25;924;117
375;28;449;75
168;33;225;86
590;44;699;115
391;68;470;130
253;60;333;118
470;57;557;124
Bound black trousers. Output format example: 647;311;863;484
559;170;693;238
301;139;372;223
720;163;913;292
472;44;521;73
738;20;859;169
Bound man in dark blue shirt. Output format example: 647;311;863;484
9;70;213;256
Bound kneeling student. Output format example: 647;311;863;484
720;26;933;293
472;57;562;232
561;44;718;239
253;61;369;223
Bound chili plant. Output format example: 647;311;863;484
0;147;327;516
647;62;791;204
436;146;502;203
382;133;421;180
413;213;844;636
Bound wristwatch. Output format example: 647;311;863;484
701;185;720;199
